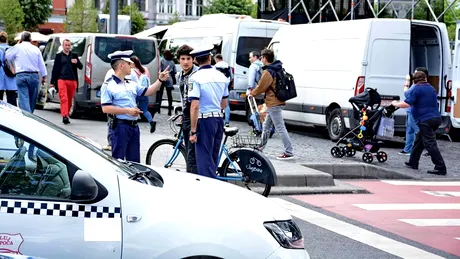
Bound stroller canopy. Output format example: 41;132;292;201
349;88;381;109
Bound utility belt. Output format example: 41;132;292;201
199;112;224;119
108;114;138;129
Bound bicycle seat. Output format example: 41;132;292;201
224;127;239;137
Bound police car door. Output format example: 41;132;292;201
0;127;121;258
450;22;460;129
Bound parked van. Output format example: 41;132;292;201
40;33;160;118
269;18;455;141
158;15;288;116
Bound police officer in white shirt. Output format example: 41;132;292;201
188;44;229;178
100;50;169;162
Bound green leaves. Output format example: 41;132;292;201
168;11;181;25
203;0;255;16
19;0;52;30
120;4;146;35
65;0;98;33
0;0;24;42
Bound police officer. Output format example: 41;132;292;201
188;44;229;178
101;50;169;162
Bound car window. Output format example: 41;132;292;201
236;36;272;68
0;128;71;199
270;42;280;60
94;37;156;64
49;36;86;60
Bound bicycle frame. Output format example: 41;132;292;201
216;135;245;181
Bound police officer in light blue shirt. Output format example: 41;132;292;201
188;43;229;179
101;50;169;162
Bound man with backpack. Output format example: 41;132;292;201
214;53;232;127
0;31;17;106
249;48;294;160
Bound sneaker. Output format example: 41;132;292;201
225;123;230;127
276;153;294;160
150;121;156;133
103;145;111;151
63;117;70;124
398;150;410;155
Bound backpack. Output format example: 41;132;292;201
273;68;297;102
0;47;15;78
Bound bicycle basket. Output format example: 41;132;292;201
232;134;262;149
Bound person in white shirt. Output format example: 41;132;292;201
5;31;47;113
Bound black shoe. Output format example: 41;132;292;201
404;162;418;170
150;121;156;133
63;117;70;124
168;110;172;116
427;169;447;175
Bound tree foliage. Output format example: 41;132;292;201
19;0;52;31
65;0;98;33
0;0;24;42
203;0;255;16
168;11;181;25
103;1;146;34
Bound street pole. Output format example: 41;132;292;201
288;0;292;23
109;0;118;34
351;0;355;20
411;0;415;19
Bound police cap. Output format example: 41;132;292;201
190;43;214;58
108;50;134;63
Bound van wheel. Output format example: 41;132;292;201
327;108;345;142
69;99;82;119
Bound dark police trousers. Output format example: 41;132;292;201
111;122;141;163
182;111;197;174
409;117;446;171
195;117;224;178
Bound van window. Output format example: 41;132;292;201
270;42;280;60
94;37;156;64
236;37;272;68
42;39;53;60
49;36;86;60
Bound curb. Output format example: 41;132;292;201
301;163;418;180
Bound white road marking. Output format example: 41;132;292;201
422;191;460;197
270;198;444;259
381;180;460;186
84;218;121;242
399;219;460;227
353;203;460;210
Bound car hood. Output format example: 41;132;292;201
120;166;291;222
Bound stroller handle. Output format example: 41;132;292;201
248;95;259;114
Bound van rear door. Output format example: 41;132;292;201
450;22;460;128
365;20;411;128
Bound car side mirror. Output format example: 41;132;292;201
71;170;98;203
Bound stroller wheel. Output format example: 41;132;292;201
331;146;344;158
345;148;356;157
362;152;373;163
377;151;388;163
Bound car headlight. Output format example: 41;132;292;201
264;220;304;249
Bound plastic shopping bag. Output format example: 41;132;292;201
377;116;395;138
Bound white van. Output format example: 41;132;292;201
269;18;454;141
159;15;288;115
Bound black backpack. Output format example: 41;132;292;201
273;68;297;102
0;47;15;78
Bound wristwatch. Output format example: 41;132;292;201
190;131;196;136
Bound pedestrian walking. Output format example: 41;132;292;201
392;71;447;175
156;50;176;116
176;44;199;174
213;53;232;127
188;43;229;179
49;39;83;124
0;31;17;106
399;67;428;156
131;55;156;133
100;50;169;162
249;48;294;160
5;31;46;113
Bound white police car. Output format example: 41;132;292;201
0;101;309;259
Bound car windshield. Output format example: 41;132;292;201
19;111;136;177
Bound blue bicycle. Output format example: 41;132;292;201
146;111;277;197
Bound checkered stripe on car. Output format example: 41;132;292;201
0;199;121;218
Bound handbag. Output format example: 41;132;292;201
0;47;15;78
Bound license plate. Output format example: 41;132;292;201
241;93;246;99
96;90;101;98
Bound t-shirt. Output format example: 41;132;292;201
404;82;441;123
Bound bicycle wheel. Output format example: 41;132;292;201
219;151;272;197
146;139;187;171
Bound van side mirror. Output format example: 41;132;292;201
71;170;98;203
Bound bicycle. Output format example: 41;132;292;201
145;110;277;197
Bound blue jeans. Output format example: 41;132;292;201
224;105;230;124
404;112;419;153
16;73;40;113
137;96;153;122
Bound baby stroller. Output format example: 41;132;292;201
330;87;398;163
